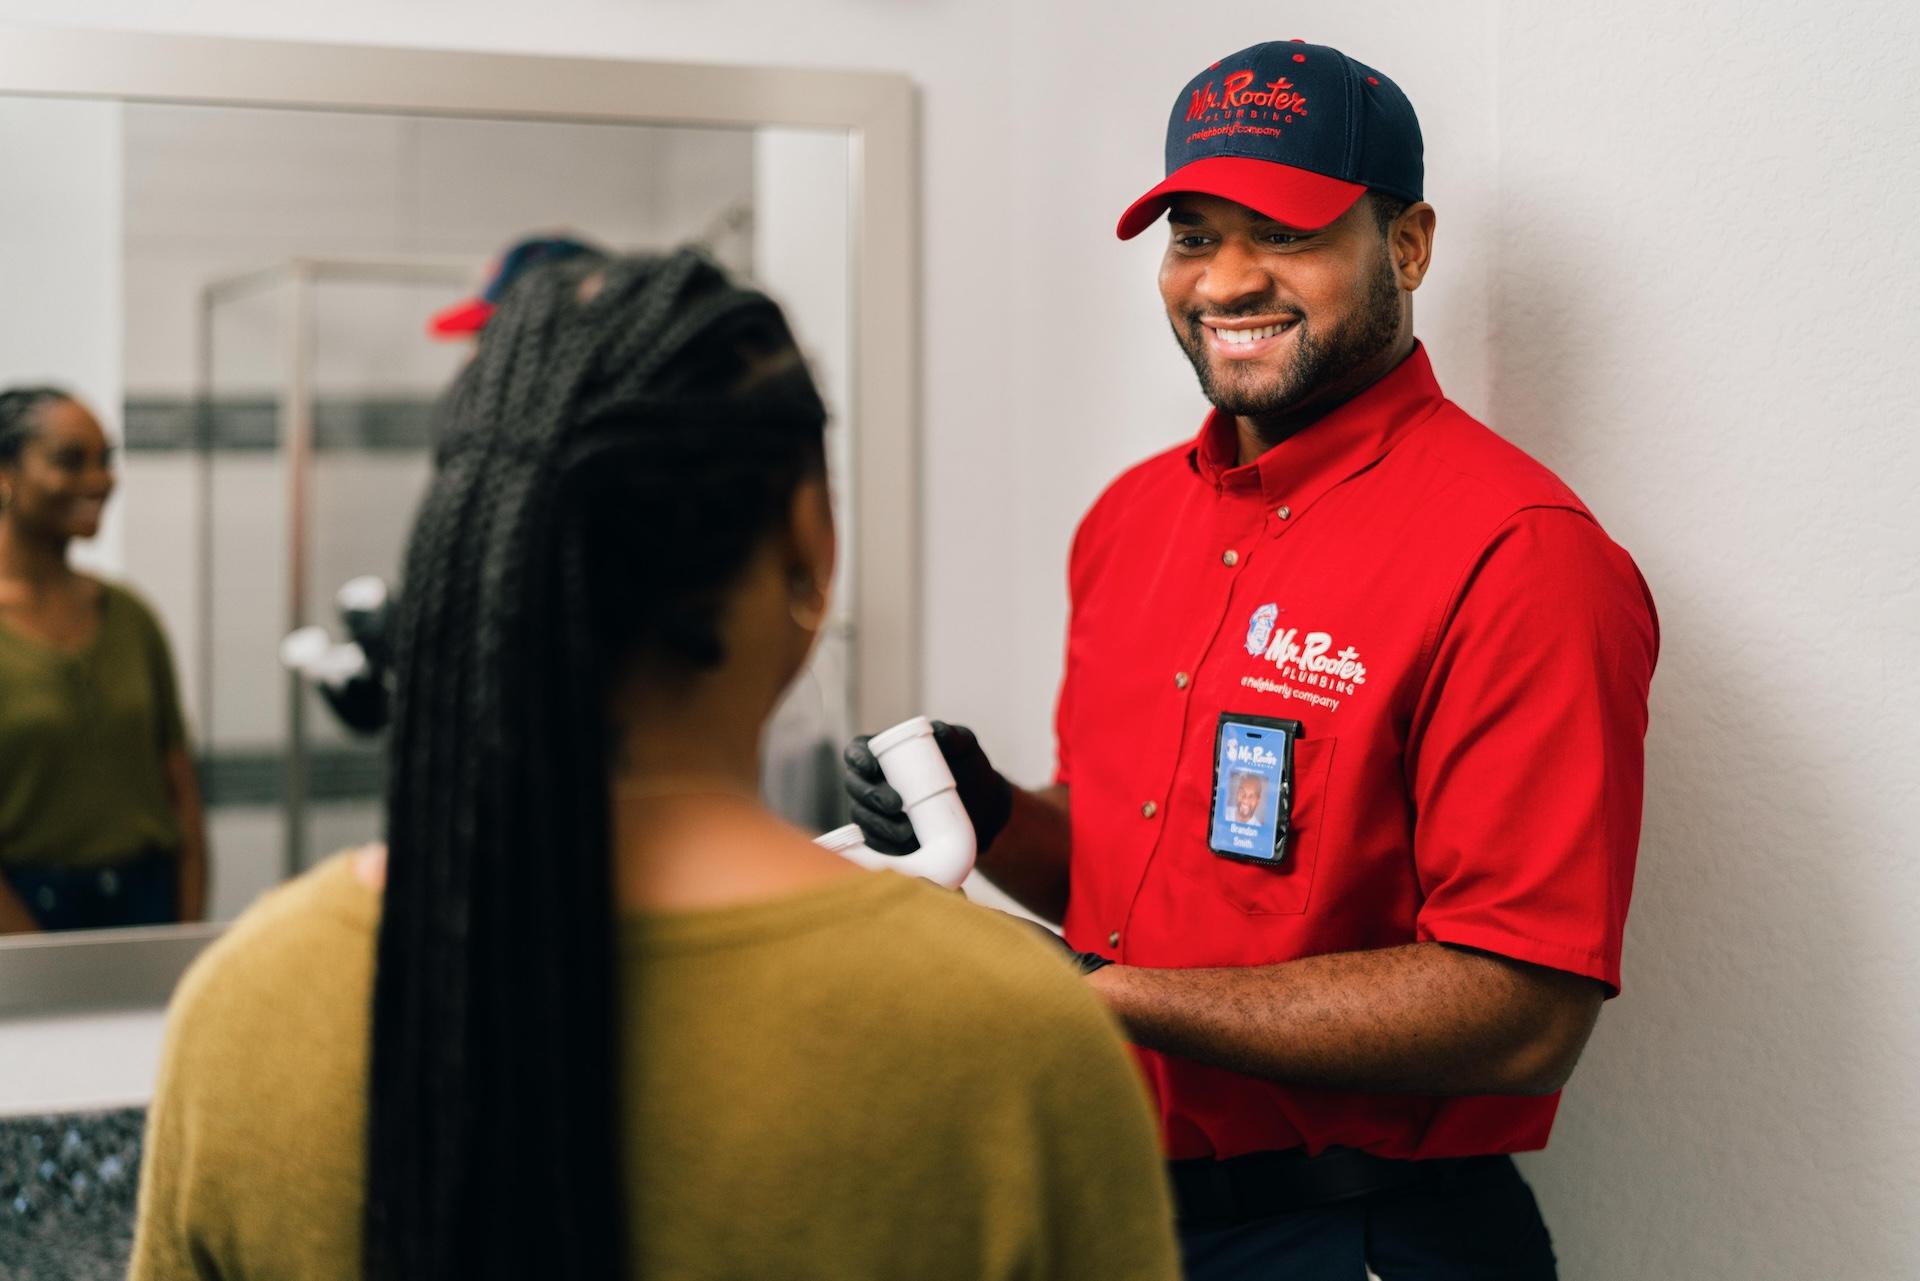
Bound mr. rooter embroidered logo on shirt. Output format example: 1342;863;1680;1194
1241;602;1368;714
1183;68;1312;148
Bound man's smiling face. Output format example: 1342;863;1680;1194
1158;192;1407;427
1234;777;1264;822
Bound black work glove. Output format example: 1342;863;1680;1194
315;671;390;738
1018;917;1113;975
842;720;1015;857
321;579;395;736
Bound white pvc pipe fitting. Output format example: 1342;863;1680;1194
278;625;369;688
816;715;977;888
336;575;389;613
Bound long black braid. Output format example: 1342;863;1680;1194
365;249;827;1280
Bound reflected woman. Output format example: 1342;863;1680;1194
131;252;1177;1280
0;388;207;934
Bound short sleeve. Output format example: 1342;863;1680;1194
1051;662;1076;788
1052;496;1109;790
1407;507;1658;994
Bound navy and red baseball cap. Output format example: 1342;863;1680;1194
1116;40;1423;240
427;234;603;338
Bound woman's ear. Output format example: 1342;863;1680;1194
787;474;837;612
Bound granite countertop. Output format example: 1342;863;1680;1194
0;1108;145;1281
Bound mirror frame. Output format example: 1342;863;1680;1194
0;25;919;1013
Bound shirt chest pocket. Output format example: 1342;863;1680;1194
1209;736;1336;916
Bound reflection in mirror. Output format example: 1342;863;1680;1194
0;386;204;936
0;95;855;936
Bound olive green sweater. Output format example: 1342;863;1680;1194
130;855;1179;1280
0;580;186;869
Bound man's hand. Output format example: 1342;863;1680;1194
842;720;1015;855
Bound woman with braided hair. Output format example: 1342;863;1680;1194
130;249;1178;1281
0;387;206;932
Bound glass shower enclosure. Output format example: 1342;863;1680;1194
197;257;470;892
195;253;853;908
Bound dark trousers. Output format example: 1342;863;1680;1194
3;848;178;931
1178;1155;1557;1280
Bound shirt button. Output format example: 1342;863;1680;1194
1276;505;1292;520
1222;549;1239;566
1174;671;1190;689
1141;801;1158;819
1108;930;1121;949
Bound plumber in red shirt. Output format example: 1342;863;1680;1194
845;39;1657;1281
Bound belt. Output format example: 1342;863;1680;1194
3;846;176;928
1168;1147;1451;1228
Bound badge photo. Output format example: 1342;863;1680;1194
1208;712;1302;866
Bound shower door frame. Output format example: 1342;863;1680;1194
198;256;479;879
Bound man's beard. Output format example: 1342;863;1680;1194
1173;252;1402;422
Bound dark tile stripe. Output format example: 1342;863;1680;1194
198;743;385;807
123;396;436;453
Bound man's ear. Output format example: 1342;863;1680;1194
1391;202;1437;292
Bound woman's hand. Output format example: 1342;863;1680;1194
164;747;209;922
0;882;43;934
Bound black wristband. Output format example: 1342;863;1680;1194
1019;917;1113;976
1071;950;1114;976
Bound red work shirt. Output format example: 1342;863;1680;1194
1054;344;1658;1161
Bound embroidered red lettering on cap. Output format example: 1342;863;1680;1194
1217;70;1311;115
1186;81;1224;121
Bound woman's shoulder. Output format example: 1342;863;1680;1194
84;574;137;608
165;853;379;1063
829;878;1133;1059
86;576;167;637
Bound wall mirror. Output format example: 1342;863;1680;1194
0;27;916;1010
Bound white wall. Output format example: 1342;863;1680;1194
1491;3;1920;1277
0;2;1913;1276
0;95;124;572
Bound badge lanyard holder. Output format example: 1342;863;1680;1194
1208;712;1303;867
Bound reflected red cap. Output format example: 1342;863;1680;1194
426;234;600;340
425;297;496;338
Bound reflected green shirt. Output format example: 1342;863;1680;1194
0;580;188;870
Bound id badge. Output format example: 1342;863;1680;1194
1207;713;1303;866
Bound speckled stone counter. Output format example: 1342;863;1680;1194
0;1109;144;1281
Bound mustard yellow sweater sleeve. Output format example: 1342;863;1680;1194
129;858;374;1281
127;1017;198;1281
1028;991;1179;1281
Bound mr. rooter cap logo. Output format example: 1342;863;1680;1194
1182;67;1312;147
